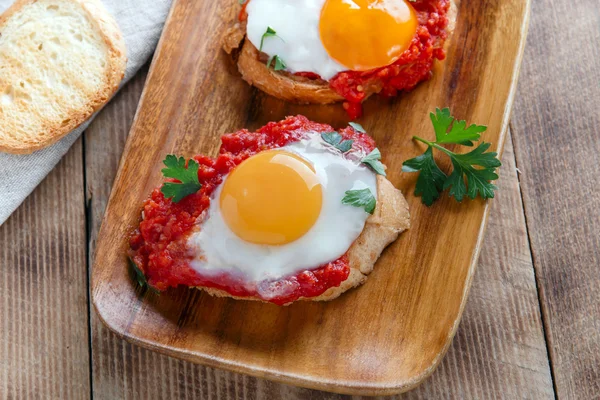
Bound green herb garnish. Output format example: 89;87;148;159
349;122;366;133
259;26;283;51
160;155;202;203
128;258;160;295
321;132;354;153
342;188;376;214
129;258;148;289
267;55;286;71
260;27;285;70
402;147;446;206
361;148;386;176
402;108;501;206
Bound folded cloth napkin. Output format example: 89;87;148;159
0;0;172;226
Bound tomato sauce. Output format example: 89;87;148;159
129;116;376;305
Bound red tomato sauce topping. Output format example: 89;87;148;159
129;116;376;305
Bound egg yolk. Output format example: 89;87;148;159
319;0;418;71
219;150;323;245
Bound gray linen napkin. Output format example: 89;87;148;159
0;0;172;226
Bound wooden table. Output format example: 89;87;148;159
1;0;598;398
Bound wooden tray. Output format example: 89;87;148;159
92;0;530;395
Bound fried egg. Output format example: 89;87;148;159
245;0;418;80
188;134;377;296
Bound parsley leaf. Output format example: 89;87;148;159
361;148;386;176
259;26;283;51
342;188;376;214
259;26;285;69
128;258;160;295
129;258;148;289
336;140;354;153
443;142;500;201
431;107;487;146
267;55;286;71
321;132;354;153
160;155;202;203
349;122;366;133
402;147;447;206
402;109;501;206
321;132;342;146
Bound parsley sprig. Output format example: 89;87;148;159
402;108;501;206
160;155;202;203
321;132;354;153
342;188;376;214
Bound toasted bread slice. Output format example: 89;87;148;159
0;0;127;154
223;0;457;105
199;175;411;305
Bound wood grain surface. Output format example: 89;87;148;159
0;139;90;399
1;0;599;398
91;0;530;395
510;0;600;398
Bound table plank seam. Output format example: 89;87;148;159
83;132;97;400
509;122;559;400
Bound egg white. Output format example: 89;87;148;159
245;0;347;80
187;134;377;299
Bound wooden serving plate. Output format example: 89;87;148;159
92;0;530;395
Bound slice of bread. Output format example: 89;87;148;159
0;0;126;154
199;175;411;305
223;0;457;105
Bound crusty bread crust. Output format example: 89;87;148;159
223;23;345;104
197;175;410;305
237;39;345;104
0;0;127;154
223;0;458;105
